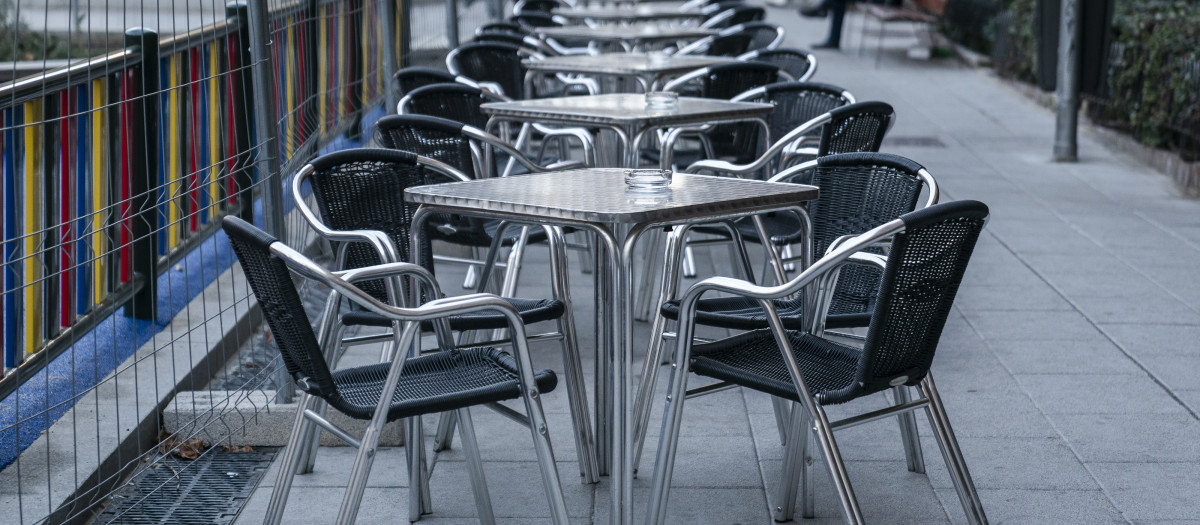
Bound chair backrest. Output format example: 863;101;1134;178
679;60;781;100
737;81;854;145
818;101;894;157
394;67;458;98
806;153;927;258
853;200;988;397
705;22;783;56
702;5;765;29
476;21;527;36
740;48;817;82
511;11;561;27
474;31;531;48
447;42;529;99
402;82;493;129
222;216;338;398
513;0;563;14
374;114;478;177
304;148;443;302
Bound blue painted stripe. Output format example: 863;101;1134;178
4;107;20;370
76;85;90;316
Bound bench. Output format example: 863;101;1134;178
854;0;946;65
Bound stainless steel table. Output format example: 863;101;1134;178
406;169;818;525
552;5;707;24
523;53;738;92
482;94;772;167
534;24;717;52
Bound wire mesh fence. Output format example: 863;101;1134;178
0;0;405;522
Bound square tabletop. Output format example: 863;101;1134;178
552;5;707;22
534;24;718;43
481;93;772;128
523;53;737;76
404;168;817;224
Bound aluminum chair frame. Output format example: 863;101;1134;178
290;150;600;487
699;5;766;29
644;202;991;525
223;217;571;525
675;22;786;56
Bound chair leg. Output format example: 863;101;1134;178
920;375;988;525
810;403;865;525
519;375;570;523
407;415;433;521
457;407;497;525
644;342;692;525
462;246;481;290
296;399;327;474
800;424;815;519
893;386;926;474
770;396;791;446
433;411;458;452
634;229;665;322
545;225;601;484
263;393;317;525
771;401;809;522
682;245;697;278
632;226;686;477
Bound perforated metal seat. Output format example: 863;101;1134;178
222;216;571;525
645;201;991;525
341;296;564;329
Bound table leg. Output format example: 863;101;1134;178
593;230;612;477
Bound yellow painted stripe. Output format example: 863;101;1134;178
91;79;108;304
318;5;327;136
168;55;180;248
208;42;221;221
23;100;43;355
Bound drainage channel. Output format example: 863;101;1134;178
92;447;278;525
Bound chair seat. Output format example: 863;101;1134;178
689;211;805;245
342;297;565;330
328;347;558;421
660;295;869;331
690;329;863;404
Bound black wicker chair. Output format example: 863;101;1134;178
700;5;765;29
633;152;938;471
223;216;571;525
393;67;457;98
735;81;857;158
738;48;818;82
511;10;562;28
645;200;991;525
291;148;599;484
446;42;533;99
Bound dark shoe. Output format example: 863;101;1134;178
799;5;828;17
811;41;840;50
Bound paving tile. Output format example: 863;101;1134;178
1100;324;1200;357
1090;462;1200;521
986;339;1144;376
1015;373;1187;415
234;485;410;525
953;283;1074;313
934;488;1126;525
1133;353;1200;393
1050;413;1200;463
426;460;594;518
920;435;1099;491
964;310;1106;343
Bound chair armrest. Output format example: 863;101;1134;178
530;124;596;166
334;261;444;300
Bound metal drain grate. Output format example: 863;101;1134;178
882;135;947;148
94;448;277;525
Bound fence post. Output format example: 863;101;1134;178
446;0;460;49
381;0;401;112
124;28;160;321
227;2;257;225
245;0;293;404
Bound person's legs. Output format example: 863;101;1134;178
813;0;847;48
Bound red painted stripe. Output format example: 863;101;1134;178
119;72;132;284
226;33;239;205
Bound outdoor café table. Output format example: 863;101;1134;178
523;53;738;93
482;93;773;167
533;24;718;52
405;168;818;525
551;4;708;25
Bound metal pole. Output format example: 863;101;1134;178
245;0;293;404
227;2;256;225
381;0;401;112
1053;0;1080;162
124;28;159;321
446;0;460;49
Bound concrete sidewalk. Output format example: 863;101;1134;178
233;6;1200;524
